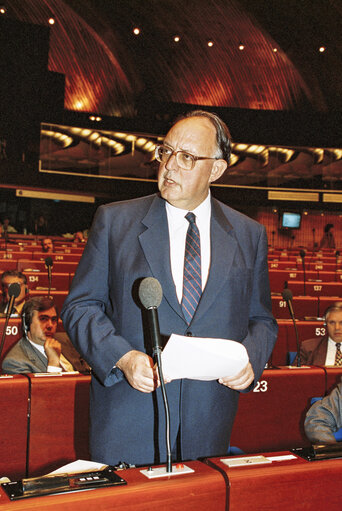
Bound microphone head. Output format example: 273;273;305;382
139;277;163;309
282;288;293;301
8;282;21;298
45;256;53;267
300;249;306;258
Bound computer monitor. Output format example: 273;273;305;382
281;212;301;229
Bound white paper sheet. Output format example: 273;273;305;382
161;334;248;381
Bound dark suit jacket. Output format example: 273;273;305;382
61;194;278;466
2;335;90;374
299;336;329;365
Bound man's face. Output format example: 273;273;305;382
2;276;27;305
157;117;227;210
42;238;53;252
326;310;342;343
28;307;58;346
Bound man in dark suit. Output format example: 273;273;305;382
2;296;89;374
0;270;28;316
61;110;278;466
299;302;342;366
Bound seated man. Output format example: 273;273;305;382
305;380;342;444
2;296;90;374
41;237;54;253
299;302;342;366
0;270;28;316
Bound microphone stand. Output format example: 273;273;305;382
45;258;53;298
300;250;306;296
282;289;301;367
0;294;17;360
147;307;172;473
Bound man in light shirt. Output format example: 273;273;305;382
61;110;277;466
299;302;342;366
2;296;88;374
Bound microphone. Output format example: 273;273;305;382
138;277;172;473
282;288;301;367
299;249;306;296
45;257;53;298
0;282;21;360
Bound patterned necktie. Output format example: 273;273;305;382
335;343;342;366
181;212;202;324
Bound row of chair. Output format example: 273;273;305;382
0;316;329;371
1;367;341;480
0;252;82;262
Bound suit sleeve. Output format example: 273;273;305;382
304;384;342;444
240;226;278;388
61;206;134;386
2;352;38;374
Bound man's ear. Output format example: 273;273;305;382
209;159;228;183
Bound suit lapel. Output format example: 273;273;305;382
21;338;47;371
139;196;183;318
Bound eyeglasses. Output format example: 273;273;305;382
155;145;219;171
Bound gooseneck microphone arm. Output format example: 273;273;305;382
0;282;21;360
45;257;53;298
282;288;301;367
139;277;172;473
300;250;306;296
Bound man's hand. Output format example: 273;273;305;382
116;350;159;393
219;361;254;390
44;338;62;368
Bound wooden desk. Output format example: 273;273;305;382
0;461;227;511
207;451;342;511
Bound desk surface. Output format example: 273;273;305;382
0;460;226;511
208;450;342;511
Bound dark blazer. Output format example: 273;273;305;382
61;194;278;466
2;335;90;374
299;336;329;366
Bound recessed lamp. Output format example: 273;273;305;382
48;17;55;25
0;6;6;14
174;35;180;42
133;27;140;35
273;47;278;53
319;46;326;53
238;43;245;50
207;40;214;47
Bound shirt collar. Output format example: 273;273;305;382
165;191;211;226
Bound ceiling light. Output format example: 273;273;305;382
207;40;214;47
48;18;55;25
0;6;6;14
238;43;245;51
273;48;278;53
133;27;140;35
319;46;326;53
174;35;180;43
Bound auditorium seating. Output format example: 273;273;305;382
27;373;90;477
0;375;29;480
1;367;342;480
23;271;70;291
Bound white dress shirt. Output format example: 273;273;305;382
325;337;341;365
165;193;211;303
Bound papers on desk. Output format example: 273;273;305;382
161;334;248;381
